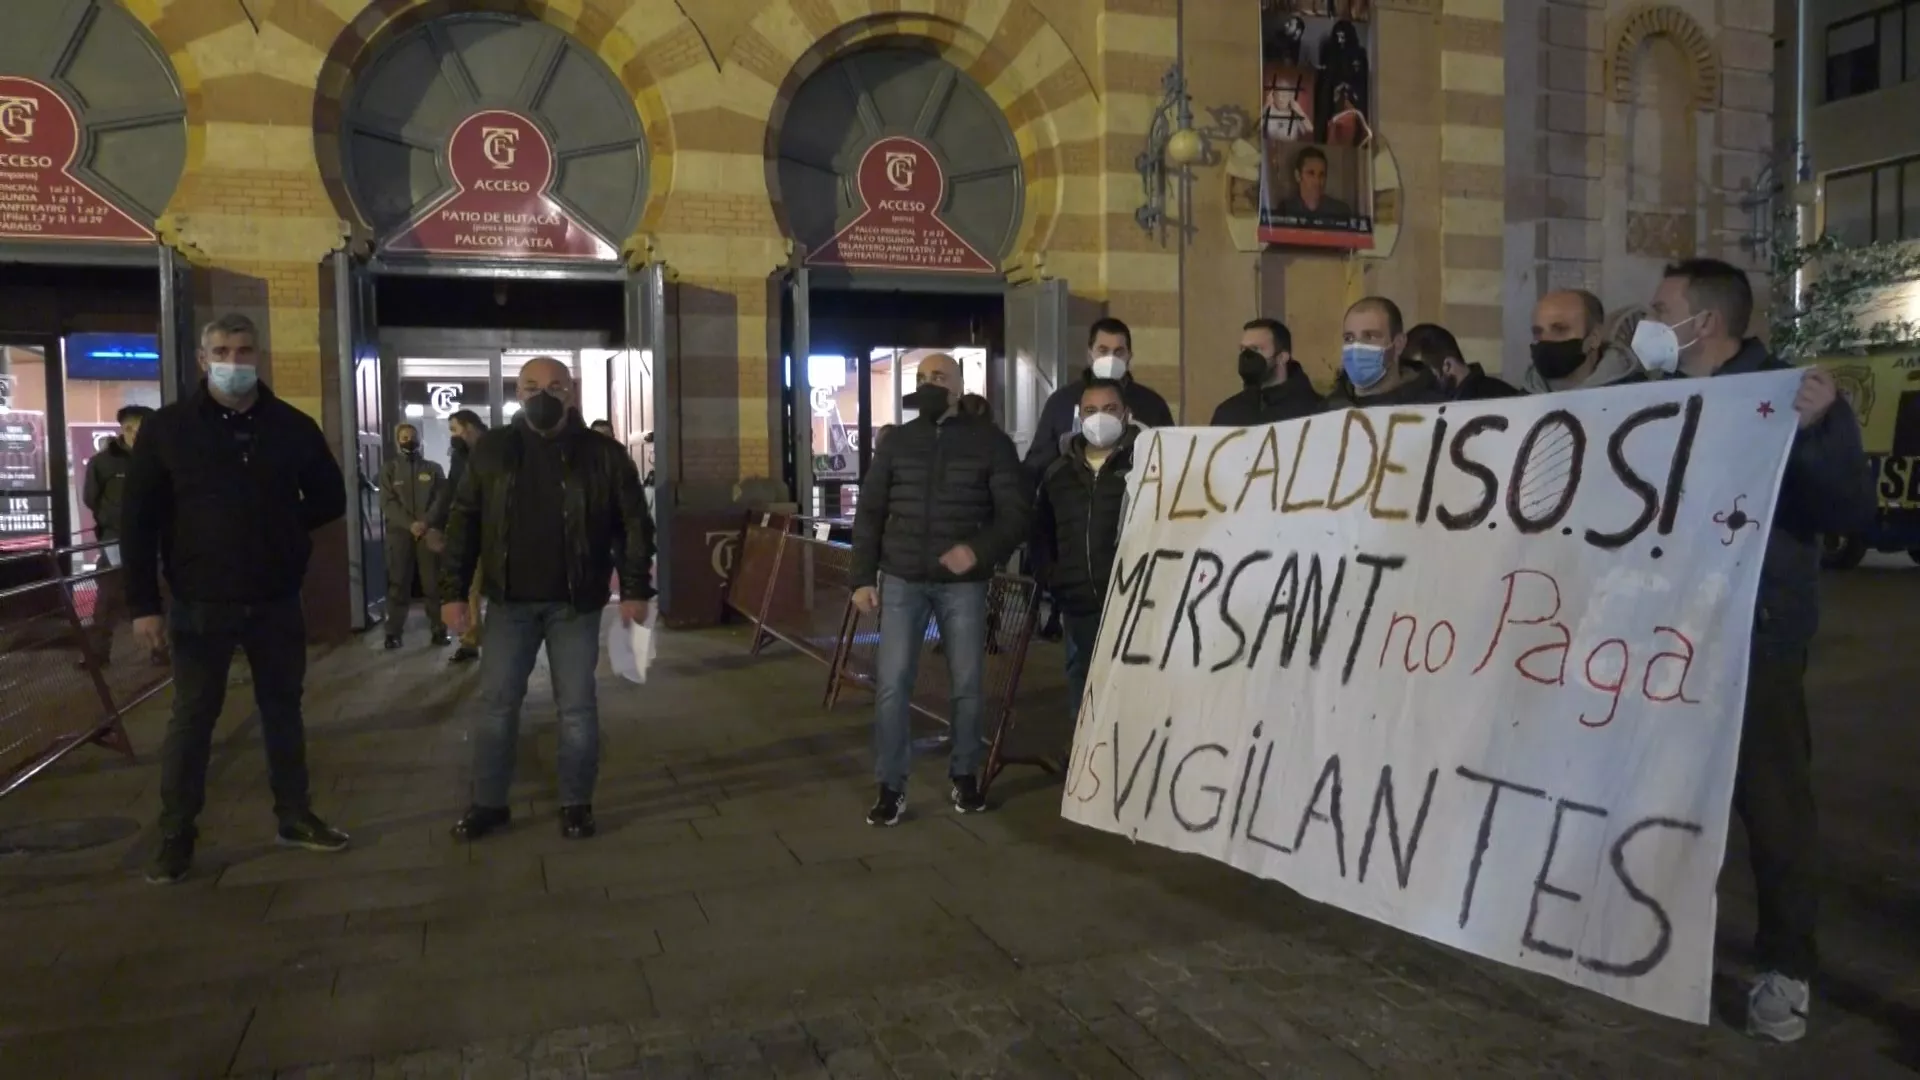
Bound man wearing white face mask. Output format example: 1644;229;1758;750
1031;379;1138;719
1022;317;1174;482
120;314;352;884
1643;258;1876;1044
1323;297;1446;409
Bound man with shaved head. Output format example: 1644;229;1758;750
1523;288;1645;393
1324;296;1445;408
439;355;656;842
850;352;1030;825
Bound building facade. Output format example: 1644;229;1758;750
0;0;1774;640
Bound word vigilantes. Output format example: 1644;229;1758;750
1059;371;1804;1023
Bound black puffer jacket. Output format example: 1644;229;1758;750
1322;367;1449;410
1210;362;1323;426
850;411;1031;587
1023;371;1174;482
1034;427;1138;616
1451;364;1522;400
439;416;656;609
121;383;346;617
1711;340;1876;647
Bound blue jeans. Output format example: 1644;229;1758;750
1062;610;1102;725
472;601;602;808
873;573;988;792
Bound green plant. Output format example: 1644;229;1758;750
1766;205;1920;360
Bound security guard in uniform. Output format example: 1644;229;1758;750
380;422;448;649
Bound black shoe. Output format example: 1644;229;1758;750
449;646;480;664
559;805;596;839
430;630;452;646
951;775;987;814
145;832;194;884
866;786;906;827
277;812;350;852
451;805;511;842
383;635;402;650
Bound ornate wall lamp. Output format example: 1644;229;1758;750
1136;65;1252;247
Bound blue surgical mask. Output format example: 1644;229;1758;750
208;361;259;398
1341;342;1387;389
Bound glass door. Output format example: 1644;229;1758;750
0;338;62;558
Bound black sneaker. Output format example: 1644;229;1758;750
449;646;480;664
277;812;350;852
430;630;452;646
383;635;402;650
451;805;511;842
559;805;596;840
866;786;906;827
951;775;987;814
145;832;194;884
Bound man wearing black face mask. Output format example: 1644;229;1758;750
1211;318;1322;425
380;422;448;649
1523;289;1645;393
438;356;655;842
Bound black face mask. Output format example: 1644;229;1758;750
1530;338;1589;381
522;391;566;431
909;384;951;416
398;440;417;454
1237;348;1273;386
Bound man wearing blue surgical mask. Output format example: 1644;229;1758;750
120;313;351;884
1324;296;1445;409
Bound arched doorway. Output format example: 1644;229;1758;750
328;12;672;632
772;43;1064;517
0;0;188;562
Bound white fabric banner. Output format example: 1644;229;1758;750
1059;371;1802;1022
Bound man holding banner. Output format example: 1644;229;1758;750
1640;257;1875;1042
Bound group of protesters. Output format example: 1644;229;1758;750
845;255;1875;1046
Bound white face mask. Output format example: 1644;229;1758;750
1081;412;1125;448
1630;313;1702;375
1090;355;1128;380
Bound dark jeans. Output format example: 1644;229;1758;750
1735;643;1818;979
874;573;987;791
158;596;311;836
1062;610;1101;723
471;601;603;808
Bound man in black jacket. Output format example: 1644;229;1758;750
1322;297;1448;409
1524;288;1646;393
428;409;487;663
1022;317;1174;481
439;356;655;842
121;313;350;884
1403;323;1520;400
82;404;153;561
1643;258;1876;1044
1033;379;1136;717
850;353;1031;825
1211;318;1323;425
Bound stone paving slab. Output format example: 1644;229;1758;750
1;567;1917;1077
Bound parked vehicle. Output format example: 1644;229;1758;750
1810;351;1920;568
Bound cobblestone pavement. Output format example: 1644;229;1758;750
0;562;1915;1078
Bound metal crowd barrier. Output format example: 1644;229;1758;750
0;543;166;796
722;515;1053;794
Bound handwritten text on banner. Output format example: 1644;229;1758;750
1059;372;1802;1022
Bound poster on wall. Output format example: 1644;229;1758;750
0;401;52;552
385;110;618;261
1258;0;1375;250
1060;372;1805;1022
0;76;157;243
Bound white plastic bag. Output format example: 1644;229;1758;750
602;604;657;684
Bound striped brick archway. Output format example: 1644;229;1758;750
308;0;686;256
748;2;1100;274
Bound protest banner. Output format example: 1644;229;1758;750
1059;371;1803;1022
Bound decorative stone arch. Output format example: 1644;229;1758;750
309;0;686;254
747;2;1098;269
1606;5;1720;110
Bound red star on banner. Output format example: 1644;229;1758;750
1756;401;1776;418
